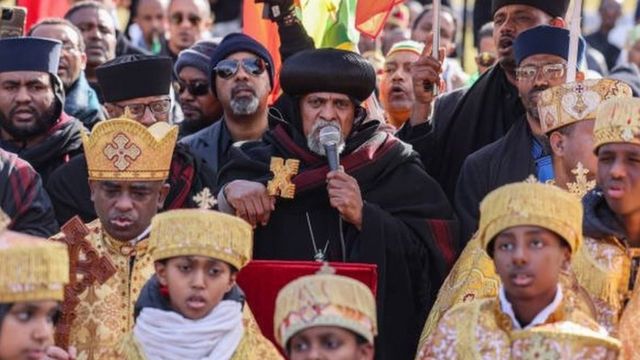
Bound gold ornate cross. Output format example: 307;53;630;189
567;162;596;198
267;157;300;199
193;187;217;209
52;216;117;349
103;133;142;170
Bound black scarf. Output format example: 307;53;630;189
583;188;627;240
0;114;84;175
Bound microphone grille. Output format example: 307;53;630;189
319;125;341;145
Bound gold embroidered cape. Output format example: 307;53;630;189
417;236;597;352
416;297;619;360
51;220;155;360
114;306;283;359
571;235;640;359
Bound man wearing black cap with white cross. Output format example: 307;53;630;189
0;37;85;185
217;48;457;360
398;0;570;208
46;55;217;225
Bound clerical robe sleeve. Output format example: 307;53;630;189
1;153;59;237
454;154;486;249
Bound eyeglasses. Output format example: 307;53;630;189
177;81;209;96
516;63;567;82
112;99;172;120
170;12;202;26
213;58;268;80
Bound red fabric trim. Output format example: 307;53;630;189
272;125;400;193
236;260;377;350
46;112;71;135
426;219;455;269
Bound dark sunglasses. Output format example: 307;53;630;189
213;58;268;80
170;12;201;26
178;81;209;96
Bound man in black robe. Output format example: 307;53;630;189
397;0;570;202
454;26;583;245
46;55;216;225
217;49;457;360
0;148;59;237
0;37;84;184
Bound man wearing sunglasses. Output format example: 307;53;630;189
217;48;457;360
454;25;585;246
180;32;275;182
167;0;212;63
174;39;222;138
46;54;217;225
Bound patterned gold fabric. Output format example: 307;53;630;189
571;236;639;333
274;271;377;348
417;236;598;352
417;297;619;360
50;220;155;360
538;79;632;134
0;230;69;302
478;182;583;253
149;209;253;270
594;97;640;150
114;306;283;359
82;118;177;181
0;208;8;232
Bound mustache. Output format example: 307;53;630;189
9;105;37;117
231;84;256;97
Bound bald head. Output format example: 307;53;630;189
167;0;212;55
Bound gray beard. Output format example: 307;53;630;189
306;120;346;156
230;95;259;116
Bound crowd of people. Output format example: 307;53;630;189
2;0;640;359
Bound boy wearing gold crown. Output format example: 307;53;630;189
49;118;176;359
0;209;75;360
571;97;640;358
417;182;620;359
415;78;632;349
274;269;377;360
116;209;281;359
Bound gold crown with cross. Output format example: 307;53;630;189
594;97;640;150
82;117;178;181
538;79;632;134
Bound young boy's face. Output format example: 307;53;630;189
155;256;236;320
0;300;59;360
287;326;374;360
492;226;570;303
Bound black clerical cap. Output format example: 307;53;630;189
0;37;61;74
514;25;585;66
491;0;570;17
280;48;376;104
96;55;172;103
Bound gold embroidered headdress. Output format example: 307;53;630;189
478;182;583;254
0;230;69;302
274;267;377;349
82;117;178;181
149;209;253;270
538;79;632;134
594;97;640;151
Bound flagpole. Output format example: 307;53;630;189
567;0;582;82
432;0;441;96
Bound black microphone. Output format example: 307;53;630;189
319;126;341;171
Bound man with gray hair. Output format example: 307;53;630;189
180;32;275;181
